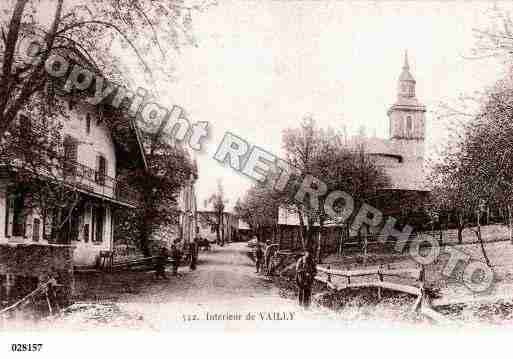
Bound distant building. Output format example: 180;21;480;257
197;210;239;243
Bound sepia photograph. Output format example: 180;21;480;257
1;0;513;356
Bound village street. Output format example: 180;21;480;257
25;242;357;331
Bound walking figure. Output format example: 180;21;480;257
170;242;181;276
295;251;317;309
264;240;273;275
155;247;169;280
255;242;264;273
190;236;199;270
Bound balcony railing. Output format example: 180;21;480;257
1;145;141;207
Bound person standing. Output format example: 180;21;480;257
295;251;317;309
255;242;264;273
155;246;169;280
190;236;199;270
170;242;181;276
264;240;273;276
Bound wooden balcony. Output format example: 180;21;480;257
0;145;141;208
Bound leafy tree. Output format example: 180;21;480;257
234;184;279;243
206;179;228;246
238;117;389;259
0;0;212;141
0;1;209;250
116;116;194;256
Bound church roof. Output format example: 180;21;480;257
342;135;428;192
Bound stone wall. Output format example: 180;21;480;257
0;243;75;305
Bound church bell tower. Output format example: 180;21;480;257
387;51;426;140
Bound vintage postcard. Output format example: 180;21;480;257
0;0;513;356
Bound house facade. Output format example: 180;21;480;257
0;99;146;267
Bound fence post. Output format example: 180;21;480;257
420;264;425;284
327;265;332;285
377;265;383;300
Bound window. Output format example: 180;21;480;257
32;218;40;242
42;209;52;240
63;136;78;177
86;114;91;134
95;155;107;185
92;207;105;243
406;116;413;136
65;208;80;242
7;191;26;237
83;223;89;243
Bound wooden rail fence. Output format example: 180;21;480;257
0;278;62;321
315;264;452;325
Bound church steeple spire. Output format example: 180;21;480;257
398;49;415;98
388;51;426;140
403;50;409;70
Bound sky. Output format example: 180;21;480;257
131;1;507;211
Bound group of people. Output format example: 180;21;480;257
154;236;202;280
253;240;277;276
253;237;317;309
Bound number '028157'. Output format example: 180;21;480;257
10;344;43;352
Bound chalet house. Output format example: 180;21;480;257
0;98;147;267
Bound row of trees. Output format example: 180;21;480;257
428;6;513;267
429;73;513;267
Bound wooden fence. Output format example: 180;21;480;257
315;264;451;325
0;278;61;321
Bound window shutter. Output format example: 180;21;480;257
96;155;106;185
83;223;89;243
32;218;40;242
86;114;91;134
5;192;13;237
43;209;52;240
63;136;78;177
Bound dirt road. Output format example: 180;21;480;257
11;242;430;331
114;242;337;330
23;242;338;331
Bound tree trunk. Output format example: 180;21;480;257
476;209;491;267
297;208;306;250
361;225;368;265
508;204;512;244
220;212;225;245
457;213;464;244
0;0;30;118
316;218;324;263
306;216;315;255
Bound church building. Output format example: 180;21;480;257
354;52;429;224
279;52;430;238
